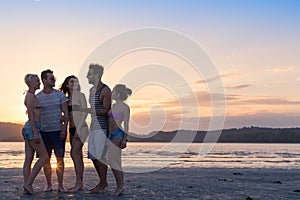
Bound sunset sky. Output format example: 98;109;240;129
1;0;299;134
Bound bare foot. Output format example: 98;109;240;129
67;186;74;191
88;183;100;192
69;183;83;192
43;184;52;192
98;188;106;193
23;190;29;195
110;188;124;196
23;187;30;195
23;185;38;195
58;186;66;193
88;183;107;193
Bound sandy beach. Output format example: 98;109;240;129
1;166;300;200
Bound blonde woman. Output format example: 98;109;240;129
107;84;131;196
22;74;48;195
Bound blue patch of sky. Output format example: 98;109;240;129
1;0;299;46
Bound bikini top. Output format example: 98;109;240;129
68;104;82;112
107;110;123;120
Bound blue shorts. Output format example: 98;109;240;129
22;121;41;140
109;128;124;140
41;130;66;158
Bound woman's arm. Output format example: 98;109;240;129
76;93;88;128
121;104;130;149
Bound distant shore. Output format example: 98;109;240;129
1;121;300;143
1;167;300;199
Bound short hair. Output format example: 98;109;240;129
114;84;132;100
89;64;104;76
24;74;38;86
41;69;53;81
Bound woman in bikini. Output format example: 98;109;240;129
59;75;88;192
22;74;48;195
107;84;131;196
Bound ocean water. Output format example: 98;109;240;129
0;142;299;173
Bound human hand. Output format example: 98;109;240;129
61;115;65;123
120;139;127;149
81;108;89;113
34;135;41;144
60;130;67;140
74;134;82;142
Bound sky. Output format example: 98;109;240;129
0;0;299;134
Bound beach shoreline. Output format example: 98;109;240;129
1;166;300;200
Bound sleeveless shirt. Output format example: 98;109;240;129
89;84;108;130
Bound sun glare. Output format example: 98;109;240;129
50;157;57;169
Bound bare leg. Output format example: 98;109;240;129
23;141;34;194
56;157;66;192
43;158;52;192
109;139;124;196
69;137;84;192
99;161;108;190
111;169;124;196
23;140;49;194
89;159;108;193
89;160;101;192
23;141;34;182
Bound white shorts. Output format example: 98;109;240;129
88;129;108;160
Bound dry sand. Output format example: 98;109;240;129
1;167;300;200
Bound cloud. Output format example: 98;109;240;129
131;88;299;117
227;95;300;106
186;112;300;131
223;112;300;129
193;73;238;85
266;67;299;74
225;84;251;90
156;90;226;108
128;86;299;134
130;110;300;133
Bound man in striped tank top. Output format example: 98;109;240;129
83;64;112;193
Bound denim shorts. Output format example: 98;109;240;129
109;128;124;140
22;121;41;141
41;130;66;158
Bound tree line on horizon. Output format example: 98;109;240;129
0;122;299;143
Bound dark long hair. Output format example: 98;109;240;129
59;75;81;97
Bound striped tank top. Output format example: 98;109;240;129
89;84;108;131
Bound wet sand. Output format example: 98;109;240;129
1;167;300;199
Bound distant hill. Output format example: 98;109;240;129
1;122;300;143
0;122;23;142
127;127;300;143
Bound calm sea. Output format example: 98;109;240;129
0;142;299;173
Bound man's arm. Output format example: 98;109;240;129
96;87;111;116
82;87;111;116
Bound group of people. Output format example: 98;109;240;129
22;64;131;196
